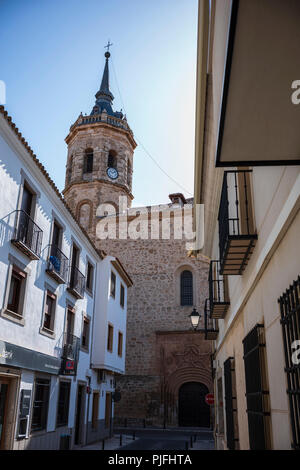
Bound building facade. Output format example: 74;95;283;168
193;0;300;450
63;51;213;427
0;106;131;449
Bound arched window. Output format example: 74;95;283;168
180;270;193;306
77;201;92;229
84;148;93;173
108;150;117;169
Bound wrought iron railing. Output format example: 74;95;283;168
208;260;230;318
62;333;80;361
209;260;229;302
47;244;68;282
11;210;43;258
69;265;85;298
218;170;257;275
204;299;219;339
278;276;300;450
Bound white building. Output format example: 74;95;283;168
193;0;300;450
0;105;132;450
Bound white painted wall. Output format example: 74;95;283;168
92;256;127;375
0;111;126;446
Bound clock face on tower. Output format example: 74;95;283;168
107;167;119;180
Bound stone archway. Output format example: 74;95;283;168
178;382;210;427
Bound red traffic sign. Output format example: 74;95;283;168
205;393;214;405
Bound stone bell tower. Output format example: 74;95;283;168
63;49;137;238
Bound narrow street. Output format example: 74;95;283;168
115;428;214;451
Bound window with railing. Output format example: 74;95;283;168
208;260;230;319
47;244;68;283
203;299;219;340
218;170;257;276
278;276;300;450
224;357;239;450
243;324;271;449
11;210;43;259
69;265;85;298
61;332;80;376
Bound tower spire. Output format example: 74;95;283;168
90;42;123;120
95;48;114;103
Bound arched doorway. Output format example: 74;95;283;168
178;382;210;427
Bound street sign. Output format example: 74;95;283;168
205;393;214;405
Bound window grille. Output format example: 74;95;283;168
224;357;239;449
278;276;300;450
243;324;271;449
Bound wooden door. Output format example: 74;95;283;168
105;392;111;429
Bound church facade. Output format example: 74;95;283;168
63;50;213;427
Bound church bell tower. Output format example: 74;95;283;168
63;47;137;237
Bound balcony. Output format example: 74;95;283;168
218;171;257;275
46;245;68;284
11;210;43;260
60;332;80;376
209;260;230;319
68;265;85;299
203;299;219;340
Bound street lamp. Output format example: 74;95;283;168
189;308;201;330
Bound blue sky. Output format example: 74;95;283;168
0;0;198;207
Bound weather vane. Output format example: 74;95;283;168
104;40;113;53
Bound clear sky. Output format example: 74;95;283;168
0;0;198;207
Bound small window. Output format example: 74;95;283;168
86;262;94;292
108;151;117;169
56;381;71;427
51;221;62;249
110;271;116;298
7;266;26;316
118;332;123;357
43;290;56;332
84;149;93;173
82;316;90;350
120;284;125;308
20;183;34;217
107;324;114;352
180;270;193;306
31;378;50;432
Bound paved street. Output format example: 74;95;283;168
114;428;215;451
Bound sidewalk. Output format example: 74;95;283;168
80;434;139;450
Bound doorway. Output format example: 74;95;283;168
178;382;210;427
0;379;9;449
105;392;112;431
74;384;86;445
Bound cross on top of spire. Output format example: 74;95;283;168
105;40;113;52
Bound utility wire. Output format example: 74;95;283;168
110;57;193;197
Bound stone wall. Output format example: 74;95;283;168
97;217;212;425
